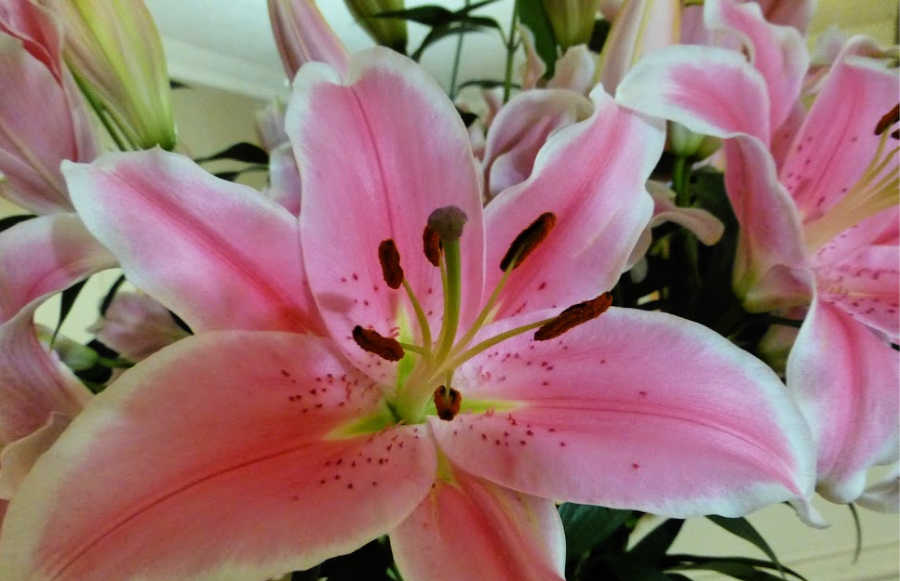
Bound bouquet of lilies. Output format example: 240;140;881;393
0;0;896;579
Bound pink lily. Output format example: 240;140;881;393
0;0;98;214
0;48;815;580
616;0;899;505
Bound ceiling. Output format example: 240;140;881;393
145;0;517;100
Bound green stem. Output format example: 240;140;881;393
449;0;471;97
503;1;519;103
402;279;433;360
672;155;690;204
435;240;463;362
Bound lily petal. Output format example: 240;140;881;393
519;23;547;90
432;308;816;517
391;464;565;581
485;86;662;319
0;38;81;213
63;149;323;334
288;48;484;378
857;465;899;513
752;0;815;33
0;411;69;499
0;0;62;80
817;244;899;342
0;214;112;445
786;298;899;503
779;39;899;223
265;142;302;216
705;0;809;131
482;89;592;199
0;331;437;581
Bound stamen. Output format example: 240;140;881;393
499;212;556;271
874;104;900;135
427;206;468;242
422;225;442;267
433;385;462;421
352;325;405;361
378;239;404;289
534;293;614;341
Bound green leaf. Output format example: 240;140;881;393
412;23;486;61
375;1;500;29
559;503;632;558
99;274;126;315
707;516;786;579
515;0;558;77
52;279;87;346
630;519;685;563
0;214;37;233
665;555;809;581
457;78;518;90
195;142;268;165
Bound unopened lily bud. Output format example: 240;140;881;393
541;0;599;49
344;0;408;53
667;121;721;161
52;0;176;150
268;0;349;78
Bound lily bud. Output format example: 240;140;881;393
667;121;721;161
267;0;349;78
597;0;680;92
51;0;176;150
343;0;408;53
540;0;599;50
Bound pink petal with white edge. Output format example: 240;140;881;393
0;332;437;581
89;292;190;361
705;0;809;131
547;45;596;95
433;308;816;517
0;214;112;444
779;40;899;222
64;149;323;335
288;48;484;380
482;89;592;199
858;465;899;513
485;87;661;319
616;44;771;143
723;138;812;311
265;142;302;216
391;464;565;581
786;299;899;504
255;100;288;151
519;23;547;90
0;411;69;499
817;244;899;342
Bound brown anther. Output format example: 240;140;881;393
892;129;900;140
378;239;404;289
534;292;614;341
875;104;900;135
352;325;405;361
433;385;462;421
500;212;557;271
423;225;442;267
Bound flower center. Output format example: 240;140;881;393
350;206;612;424
804;104;900;252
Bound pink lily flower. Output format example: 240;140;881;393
87;291;190;362
616;0;899;505
0;0;98;214
0;48;815;580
